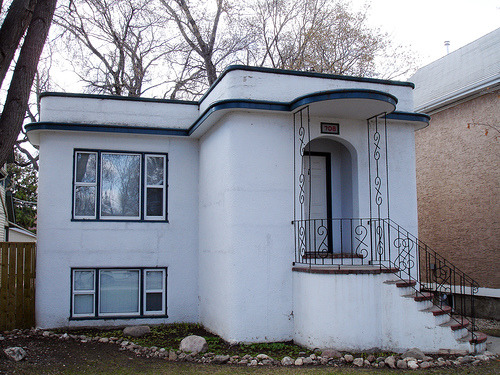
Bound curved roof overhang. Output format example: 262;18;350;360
26;89;429;143
189;89;398;137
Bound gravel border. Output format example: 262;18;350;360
1;328;498;370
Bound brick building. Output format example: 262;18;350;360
411;28;500;318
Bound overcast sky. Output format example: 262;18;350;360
353;0;500;67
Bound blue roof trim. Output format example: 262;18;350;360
187;99;289;136
290;89;398;110
28;90;424;138
25;122;189;136
200;65;415;104
384;111;430;123
189;89;397;135
39;92;198;106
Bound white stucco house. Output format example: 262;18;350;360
27;65;485;353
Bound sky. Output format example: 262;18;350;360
352;0;500;68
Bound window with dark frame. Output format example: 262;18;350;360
73;150;167;221
71;268;167;318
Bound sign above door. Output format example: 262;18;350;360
321;122;340;135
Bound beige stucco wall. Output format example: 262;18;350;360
415;90;500;289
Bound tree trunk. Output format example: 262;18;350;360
0;0;57;167
0;0;37;88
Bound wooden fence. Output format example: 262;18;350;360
0;242;36;331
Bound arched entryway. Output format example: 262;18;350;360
300;137;358;257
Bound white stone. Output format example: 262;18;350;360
385;356;396;368
179;335;208;354
294;357;304;366
3;347;27;362
344;354;354;363
123;326;151;338
403;348;425;360
407;360;419;369
397;359;408;369
281;356;293;366
353;357;364;367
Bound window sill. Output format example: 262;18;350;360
71;219;169;223
69;314;168;321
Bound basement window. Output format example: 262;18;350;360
71;268;167;319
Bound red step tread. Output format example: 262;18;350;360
414;292;433;302
432;305;452;316
450;319;470;331
470;332;487;344
396;280;417;288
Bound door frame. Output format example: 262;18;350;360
303;151;333;252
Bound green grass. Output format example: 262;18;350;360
28;361;500;375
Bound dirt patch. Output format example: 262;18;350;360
0;334;164;374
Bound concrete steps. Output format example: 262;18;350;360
388;275;484;353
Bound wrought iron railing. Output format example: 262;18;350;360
293;217;479;342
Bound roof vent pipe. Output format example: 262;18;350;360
444;41;450;54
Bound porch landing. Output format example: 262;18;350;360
292;265;398;275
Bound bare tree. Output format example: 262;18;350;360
250;0;416;78
54;0;176;97
160;0;253;92
0;0;57;168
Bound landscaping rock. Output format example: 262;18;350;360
458;355;474;364
344;354;354;363
3;347;27;362
294;357;304;366
420;361;432;369
353;358;364;367
402;347;425;360
302;357;313;365
407;360;419;369
123;325;150;338
396;359;408;369
321;349;341;359
213;355;230;364
385;355;396;368
281;356;293;366
168;350;178;361
249;359;258;366
179;335;208;354
366;354;375;362
256;353;269;360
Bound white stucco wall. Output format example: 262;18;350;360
199;111;295;343
200;68;414;113
40;95;199;129
293;271;469;352
32;67;425;350
35;131;199;328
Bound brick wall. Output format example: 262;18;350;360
415;90;500;289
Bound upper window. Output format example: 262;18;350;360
73;150;167;221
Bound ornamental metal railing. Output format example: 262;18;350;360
292;217;479;342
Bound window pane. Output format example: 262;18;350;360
147;156;164;185
76;153;97;183
101;154;140;217
74;270;94;291
146;188;163;217
74;294;94;315
99;270;139;314
75;186;96;217
146;270;163;290
146;292;163;312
